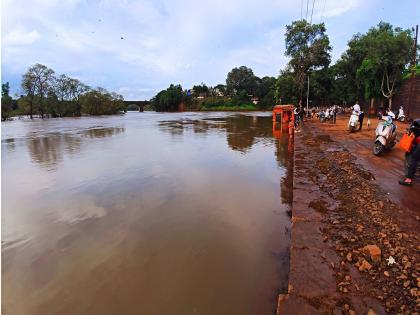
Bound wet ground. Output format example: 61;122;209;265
278;116;419;315
2;112;292;315
314;116;420;213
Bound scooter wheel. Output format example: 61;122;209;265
373;141;384;156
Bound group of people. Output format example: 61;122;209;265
311;106;343;124
350;103;418;186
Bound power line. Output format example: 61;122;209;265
310;0;316;24
320;0;327;23
301;0;303;20
305;0;309;21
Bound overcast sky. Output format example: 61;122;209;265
2;0;419;100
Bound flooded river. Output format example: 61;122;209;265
2;112;292;315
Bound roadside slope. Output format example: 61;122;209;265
278;122;419;315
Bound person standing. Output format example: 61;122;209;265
332;106;337;124
399;119;420;186
358;111;365;131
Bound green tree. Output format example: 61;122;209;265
1;82;14;121
255;76;276;99
275;68;299;105
335;22;413;108
80;88;124;115
226;66;258;96
21;63;55;118
192;83;209;97
366;23;412;107
214;84;226;96
329;60;356;105
284;20;331;104
309;68;332;106
151;84;183;111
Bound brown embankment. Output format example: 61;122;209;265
277;116;419;314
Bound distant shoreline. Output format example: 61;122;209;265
4;109;273;121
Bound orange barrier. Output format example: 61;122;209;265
273;105;295;123
272;105;295;138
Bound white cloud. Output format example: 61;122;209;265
315;0;362;20
2;0;416;99
3;28;40;46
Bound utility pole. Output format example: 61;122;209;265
306;74;310;115
407;25;418;118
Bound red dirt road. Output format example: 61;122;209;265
315;115;420;214
278;116;419;315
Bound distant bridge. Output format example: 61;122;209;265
123;100;150;112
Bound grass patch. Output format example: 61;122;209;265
202;104;258;111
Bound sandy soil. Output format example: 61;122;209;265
278;116;419;315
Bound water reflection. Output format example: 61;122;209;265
26;127;125;169
2;113;291;315
80;127;125;138
27;134;82;169
3;138;15;153
158;115;292;169
159;115;275;153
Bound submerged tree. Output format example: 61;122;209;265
19;63;122;117
1;82;14;121
151;84;184;111
21;64;55;118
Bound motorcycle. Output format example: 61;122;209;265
348;112;359;133
398;114;406;122
373;116;397;156
318;111;326;123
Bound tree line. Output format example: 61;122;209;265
279;20;416;110
152;20;418;112
151;66;277;111
1;63;125;120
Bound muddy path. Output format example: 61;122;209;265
314;116;420;214
278;117;419;315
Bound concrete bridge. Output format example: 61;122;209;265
123;101;150;112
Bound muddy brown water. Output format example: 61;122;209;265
2;112;292;315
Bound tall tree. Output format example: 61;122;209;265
192;83;209;97
22;64;55;118
1;82;14;121
226;66;258;96
275;68;299;105
151;84;184;112
367;23;412;107
284;20;331;104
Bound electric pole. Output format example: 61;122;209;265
408;25;418;118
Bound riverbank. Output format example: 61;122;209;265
278;117;419;314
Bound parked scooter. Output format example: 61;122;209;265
373;116;397;155
348;111;359;133
319;111;326;123
397;106;405;122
